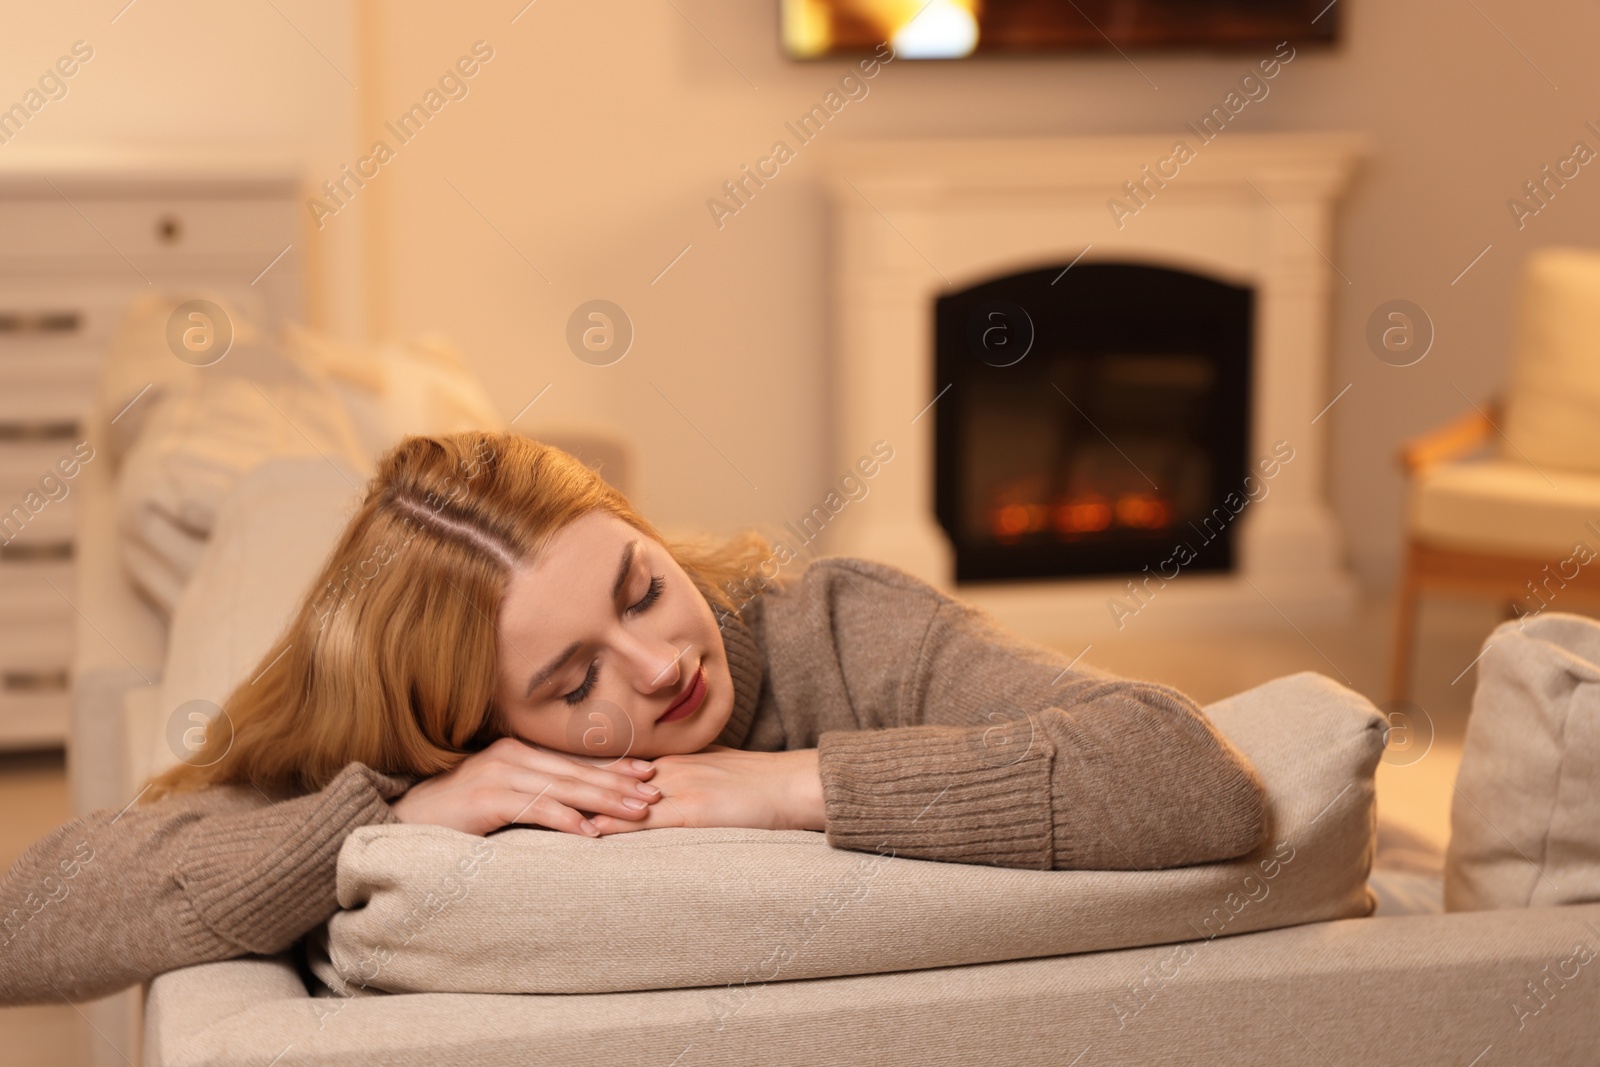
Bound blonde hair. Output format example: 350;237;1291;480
140;431;770;804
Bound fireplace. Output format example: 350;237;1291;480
935;262;1251;583
820;135;1364;639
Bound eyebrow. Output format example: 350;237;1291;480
523;540;639;699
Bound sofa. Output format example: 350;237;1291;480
69;300;1600;1066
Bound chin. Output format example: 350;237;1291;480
646;733;713;758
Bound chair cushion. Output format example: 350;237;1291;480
1502;246;1600;475
307;671;1384;996
1408;457;1600;557
1446;612;1600;911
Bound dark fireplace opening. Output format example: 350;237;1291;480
934;262;1252;583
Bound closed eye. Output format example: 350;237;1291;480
563;661;599;706
628;574;665;616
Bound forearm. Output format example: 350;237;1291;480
1044;678;1266;869
756;559;1265;870
0;762;407;1006
812;681;1265;871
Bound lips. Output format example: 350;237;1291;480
657;664;708;724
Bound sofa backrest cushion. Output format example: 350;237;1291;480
1446;611;1600;911
307;670;1384;996
150;457;366;779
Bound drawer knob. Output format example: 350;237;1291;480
157;214;183;244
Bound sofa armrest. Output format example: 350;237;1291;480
71;410;166;816
123;682;167;801
144;903;1600;1067
144;955;308;1067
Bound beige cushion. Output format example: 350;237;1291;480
307;670;1384;996
1408;457;1600;557
1446;611;1600;911
1502;246;1600;475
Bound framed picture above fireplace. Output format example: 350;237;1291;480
781;0;1339;60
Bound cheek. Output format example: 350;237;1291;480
500;706;557;747
498;689;569;749
510;701;641;758
664;570;716;636
565;700;638;756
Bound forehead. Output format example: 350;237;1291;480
497;511;636;642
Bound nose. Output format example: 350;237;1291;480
621;632;686;694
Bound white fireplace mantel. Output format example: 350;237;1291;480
819;134;1367;641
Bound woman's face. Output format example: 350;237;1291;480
493;510;735;760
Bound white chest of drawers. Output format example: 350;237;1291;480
0;151;304;750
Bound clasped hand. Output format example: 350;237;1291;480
587;744;825;836
389;736;824;838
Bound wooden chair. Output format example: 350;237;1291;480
1390;247;1600;701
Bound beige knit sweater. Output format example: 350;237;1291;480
0;557;1265;1006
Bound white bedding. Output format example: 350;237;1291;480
104;294;502;619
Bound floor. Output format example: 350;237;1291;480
0;748;85;1066
0;588;1510;1066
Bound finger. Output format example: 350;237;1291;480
514;771;659;823
521;743;655;781
497;791;603;837
587;756;659;784
547;747;656;777
589;808;673;835
487;734;652;777
559;757;662;799
506;742;660;797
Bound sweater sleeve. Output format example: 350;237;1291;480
775;559;1266;872
0;761;410;1006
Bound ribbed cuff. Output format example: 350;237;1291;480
176;762;411;955
817;720;1056;870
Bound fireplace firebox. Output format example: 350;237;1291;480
934;262;1252;583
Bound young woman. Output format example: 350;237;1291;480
0;431;1266;1006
